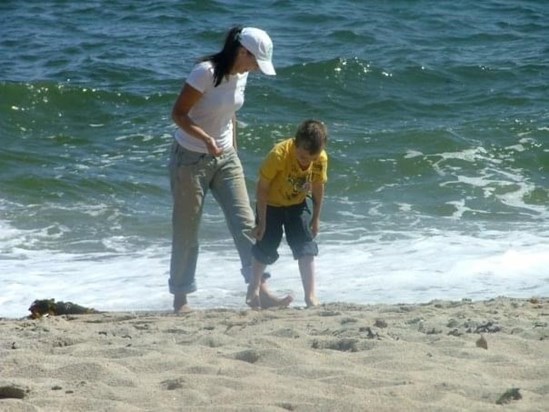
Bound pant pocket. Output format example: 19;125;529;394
171;142;208;167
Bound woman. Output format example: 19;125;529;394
169;26;292;313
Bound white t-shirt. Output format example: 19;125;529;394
174;61;248;153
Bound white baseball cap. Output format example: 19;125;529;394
239;27;276;75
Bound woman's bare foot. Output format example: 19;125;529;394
246;284;261;309
173;293;192;314
260;287;294;309
305;295;319;308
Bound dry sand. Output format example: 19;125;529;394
1;297;547;411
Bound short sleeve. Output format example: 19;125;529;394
185;62;214;93
259;147;284;181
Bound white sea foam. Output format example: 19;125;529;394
1;219;548;318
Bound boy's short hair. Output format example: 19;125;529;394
294;120;328;155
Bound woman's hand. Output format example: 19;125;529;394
204;136;223;156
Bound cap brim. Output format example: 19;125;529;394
257;60;276;75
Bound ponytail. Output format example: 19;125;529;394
200;26;243;87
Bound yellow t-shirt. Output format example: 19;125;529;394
259;138;328;207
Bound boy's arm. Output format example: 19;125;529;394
310;182;325;237
253;177;271;241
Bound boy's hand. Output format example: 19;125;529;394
252;223;266;241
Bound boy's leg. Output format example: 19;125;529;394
250;206;293;309
173;293;191;314
246;258;265;309
298;255;319;307
285;202;319;307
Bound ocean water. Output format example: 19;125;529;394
1;0;548;318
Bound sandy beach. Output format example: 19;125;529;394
1;296;547;411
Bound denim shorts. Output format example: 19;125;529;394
252;201;318;265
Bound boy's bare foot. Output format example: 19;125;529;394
260;288;294;309
305;296;320;308
173;293;192;314
246;285;261;310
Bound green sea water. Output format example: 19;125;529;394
1;0;548;316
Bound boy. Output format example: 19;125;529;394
247;120;328;308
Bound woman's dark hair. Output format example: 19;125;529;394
200;26;243;87
294;120;328;155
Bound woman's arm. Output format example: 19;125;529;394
171;83;222;156
232;115;237;151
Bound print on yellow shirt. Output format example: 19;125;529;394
259;138;328;207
